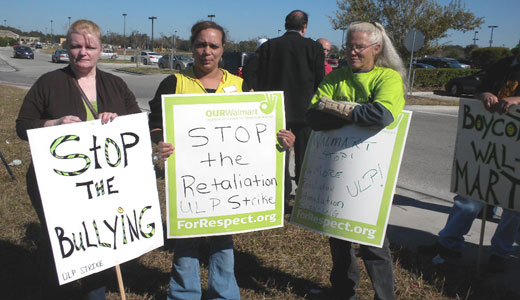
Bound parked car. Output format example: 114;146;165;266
221;51;255;76
130;51;162;65
417;57;464;69
13;46;34;59
445;70;485;96
412;62;435;69
101;49;118;60
51;49;69;63
35;43;42;49
158;54;194;70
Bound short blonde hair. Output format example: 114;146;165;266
66;19;101;48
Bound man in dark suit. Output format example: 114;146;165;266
256;10;325;209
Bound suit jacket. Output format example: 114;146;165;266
256;31;324;124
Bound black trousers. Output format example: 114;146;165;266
284;123;311;205
329;237;395;300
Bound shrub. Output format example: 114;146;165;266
410;68;481;89
470;47;511;69
0;37;17;47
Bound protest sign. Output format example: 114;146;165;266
162;92;285;238
27;113;164;285
291;111;412;247
451;99;520;211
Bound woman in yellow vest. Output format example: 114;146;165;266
148;21;294;300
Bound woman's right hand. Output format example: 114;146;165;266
44;115;82;127
158;141;175;161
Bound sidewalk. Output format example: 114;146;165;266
389;187;520;295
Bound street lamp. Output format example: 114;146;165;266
3;20;6;27
472;31;479;45
122;13;127;54
50;20;54;44
278;29;281;36
488;25;498;47
208;14;215;21
148;16;157;50
340;27;347;52
68;17;71;28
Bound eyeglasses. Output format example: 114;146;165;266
345;42;378;54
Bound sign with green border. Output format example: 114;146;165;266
291;111;412;247
162;92;286;238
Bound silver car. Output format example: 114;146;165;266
52;49;69;63
158;54;194;70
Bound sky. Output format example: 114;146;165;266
1;0;518;49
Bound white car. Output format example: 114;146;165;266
130;51;162;65
100;49;118;60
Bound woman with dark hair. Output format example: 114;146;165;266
16;19;140;300
306;21;406;300
148;21;294;300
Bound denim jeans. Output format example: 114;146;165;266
439;196;520;257
329;237;395;300
168;235;240;300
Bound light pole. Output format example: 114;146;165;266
148;16;157;50
122;13;127;54
278;29;281;36
208;14;215;21
488;25;498;47
472;31;479;45
340;27;347;54
50;20;53;43
3;20;6;27
68;17;71;28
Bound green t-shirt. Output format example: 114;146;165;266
309;65;405;120
84;101;98;121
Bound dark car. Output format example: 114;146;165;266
412;62;435;69
445;70;485;96
417;57;464;69
13;46;34;59
221;51;255;76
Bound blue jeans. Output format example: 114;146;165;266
439;196;520;257
168;235;240;300
329;237;395;300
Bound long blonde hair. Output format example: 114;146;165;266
347;22;407;92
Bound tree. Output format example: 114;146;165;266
470;47;511;69
330;0;483;57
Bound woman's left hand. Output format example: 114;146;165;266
98;112;118;124
277;129;295;149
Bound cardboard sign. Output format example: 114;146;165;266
291;111;412;247
451;99;520;211
27;113;164;285
162;92;286;238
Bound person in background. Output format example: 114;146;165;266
317;38;333;75
241;38;268;90
148;21;294;300
306;21;407;300
256;10;324;211
419;51;520;273
16;19;141;300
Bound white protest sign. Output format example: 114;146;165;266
27;113;164;285
162;92;286;238
291;111;412;247
451;99;520;211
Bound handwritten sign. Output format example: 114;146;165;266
451;99;520;211
162;92;286;237
291;111;412;247
27;113;164;285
